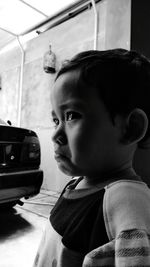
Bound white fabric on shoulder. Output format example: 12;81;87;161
83;180;150;267
103;180;150;240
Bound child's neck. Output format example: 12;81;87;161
75;167;139;189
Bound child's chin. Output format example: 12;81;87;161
57;163;73;176
57;162;80;177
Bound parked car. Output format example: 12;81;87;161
0;120;43;209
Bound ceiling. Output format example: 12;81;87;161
0;0;78;51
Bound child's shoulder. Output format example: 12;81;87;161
104;179;150;210
104;179;150;239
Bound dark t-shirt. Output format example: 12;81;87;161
50;178;109;254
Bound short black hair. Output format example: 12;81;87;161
56;49;150;148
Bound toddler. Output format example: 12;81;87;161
33;48;150;266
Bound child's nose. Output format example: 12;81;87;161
52;126;67;146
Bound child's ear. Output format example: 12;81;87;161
121;108;148;145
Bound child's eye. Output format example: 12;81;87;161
66;111;81;121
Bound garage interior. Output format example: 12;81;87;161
0;0;150;266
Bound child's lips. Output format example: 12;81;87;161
54;151;69;161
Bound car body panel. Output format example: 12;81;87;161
0;123;43;206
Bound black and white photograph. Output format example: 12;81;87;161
0;1;150;266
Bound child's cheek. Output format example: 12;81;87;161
68;125;89;158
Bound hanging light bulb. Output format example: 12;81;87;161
43;44;56;73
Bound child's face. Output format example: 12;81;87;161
51;70;124;178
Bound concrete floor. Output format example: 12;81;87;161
0;189;60;267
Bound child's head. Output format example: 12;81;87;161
51;49;150;178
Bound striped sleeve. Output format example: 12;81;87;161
83;229;150;267
115;229;150;266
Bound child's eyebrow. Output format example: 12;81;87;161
58;100;85;110
50;100;86;117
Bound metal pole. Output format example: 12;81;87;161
90;0;98;50
17;36;25;127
